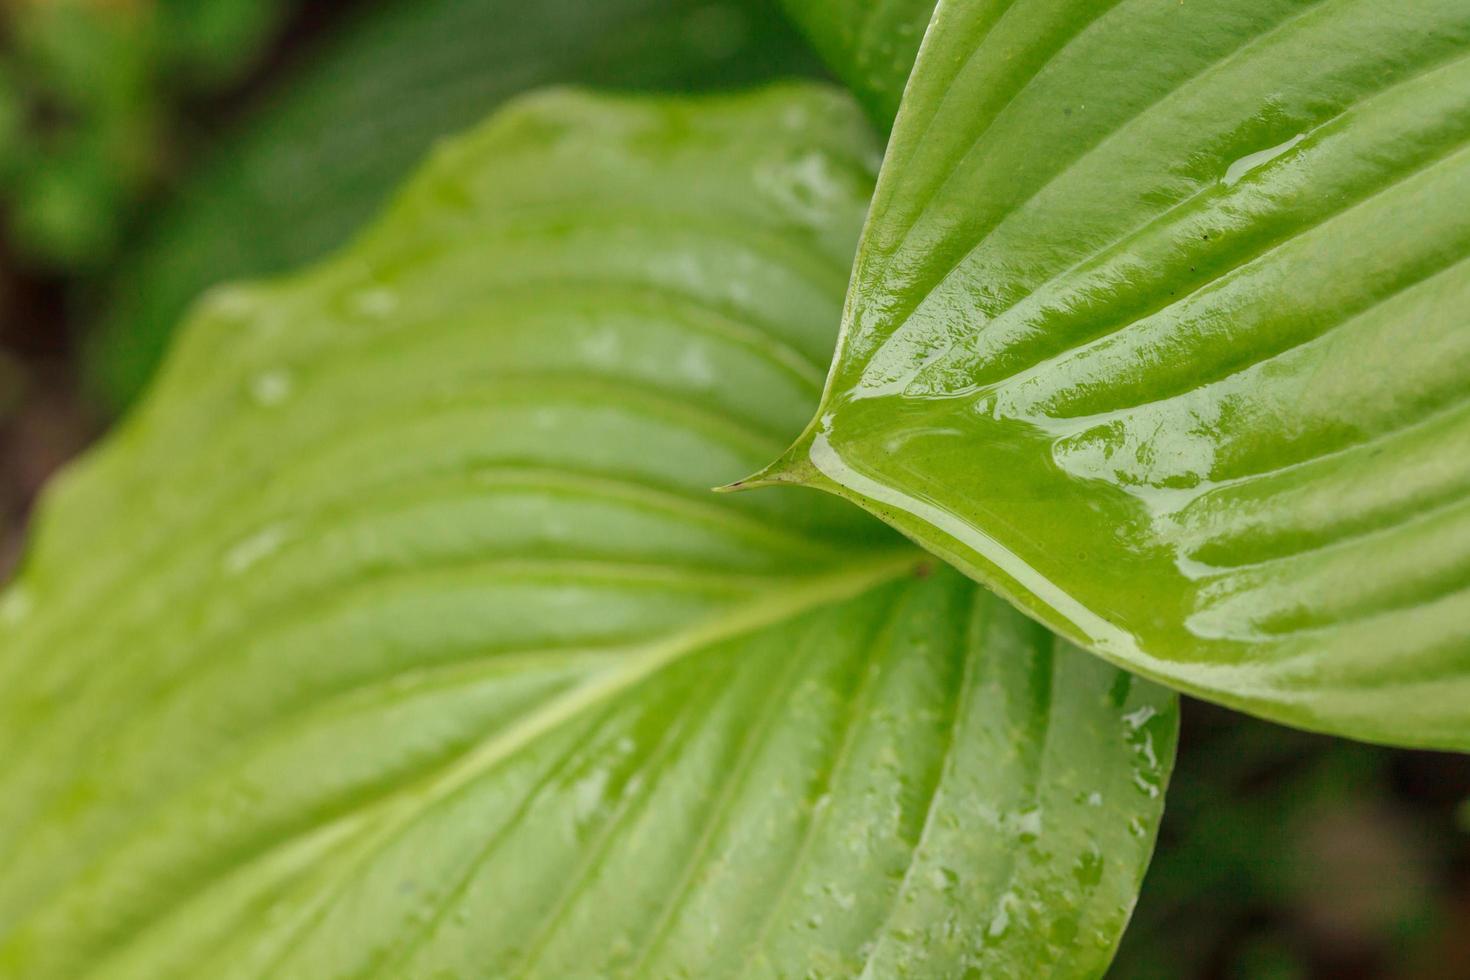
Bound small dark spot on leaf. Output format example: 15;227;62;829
913;561;934;579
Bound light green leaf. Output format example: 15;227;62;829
778;0;938;126
0;87;1175;978
88;0;823;410
757;0;1470;749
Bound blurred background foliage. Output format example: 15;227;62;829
2;0;291;268
1;2;1466;977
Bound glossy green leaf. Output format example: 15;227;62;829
757;0;1470;749
0;87;1176;978
778;0;937;126
87;0;823;411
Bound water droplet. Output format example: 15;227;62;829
204;286;260;323
1123;704;1162;787
351;287;400;320
758;150;849;221
986;891;1017;939
1073;848;1105;888
1221;132;1306;187
250;369;294;407
780;103;812;131
0;587;34;627
579;327;621;366
1011;807;1043;842
1123;705;1157;732
223;524;291;576
677;345;715;387
929;866;960;892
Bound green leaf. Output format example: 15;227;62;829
0;87;1176;978
758;0;1470;749
86;0;823;411
778;0;938;126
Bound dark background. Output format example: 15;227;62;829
2;3;1467;977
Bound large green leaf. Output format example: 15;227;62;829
778;0;938;126
0;87;1176;978
87;0;823;411
754;0;1470;749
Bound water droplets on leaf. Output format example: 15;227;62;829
930;866;961;892
825;882;858;910
249;369;295;408
349;286;401;320
570;767;615;833
986;890;1019;940
1073;789;1106;809
223;523;293;576
579;327;622;366
201;285;263;327
1073;847;1105;889
677;344;716;387
1123;705;1165;797
1122;705;1158;732
0;586;34;627
757;150;853;221
779;101;813;132
1010;807;1043;842
1221;132;1306;187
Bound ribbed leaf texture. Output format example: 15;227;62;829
759;0;1470;749
88;0;822;410
0;86;1176;979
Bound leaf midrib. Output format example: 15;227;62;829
71;547;926;974
343;547;926;851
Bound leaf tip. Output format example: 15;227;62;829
713;446;819;494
